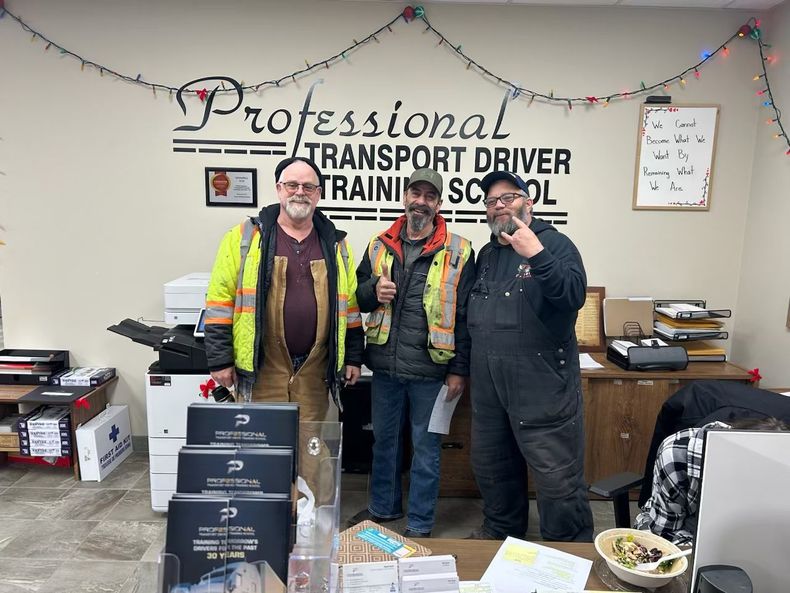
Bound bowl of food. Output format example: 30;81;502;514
594;528;689;590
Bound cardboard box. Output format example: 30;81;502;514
76;405;133;481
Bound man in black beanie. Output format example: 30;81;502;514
204;156;364;420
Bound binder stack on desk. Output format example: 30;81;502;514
653;300;731;362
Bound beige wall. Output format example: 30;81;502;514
0;0;780;435
731;0;790;388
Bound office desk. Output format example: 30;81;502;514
429;539;604;587
0;378;118;480
440;354;753;496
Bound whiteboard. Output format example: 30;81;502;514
692;430;790;592
632;104;720;210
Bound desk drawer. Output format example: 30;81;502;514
150;473;177;491
149;454;179;474
151;489;175;513
148;437;186;456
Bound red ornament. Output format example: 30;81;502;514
747;368;762;383
196;88;208;102
403;6;415;22
199;378;217;398
737;24;753;38
586;96;599;103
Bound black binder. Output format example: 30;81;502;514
607;342;688;372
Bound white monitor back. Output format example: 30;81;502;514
692;430;790;592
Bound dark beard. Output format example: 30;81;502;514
488;202;528;237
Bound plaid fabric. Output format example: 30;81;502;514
634;421;729;546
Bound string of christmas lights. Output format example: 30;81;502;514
755;32;788;155
0;3;787;154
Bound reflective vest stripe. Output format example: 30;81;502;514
338;240;362;334
236;221;259;311
207;300;233;308
206;317;233;325
431;233;467;349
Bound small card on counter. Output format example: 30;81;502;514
401;573;460;593
341;560;399;593
400;555;457;580
356;526;417;558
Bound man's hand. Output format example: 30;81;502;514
500;216;544;259
211;366;237;390
375;261;397;304
445;374;467;401
345;365;361;386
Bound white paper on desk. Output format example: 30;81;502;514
428;385;460;435
480;537;592;593
578;354;604;370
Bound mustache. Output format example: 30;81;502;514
408;204;431;214
288;197;311;204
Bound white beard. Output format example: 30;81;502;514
285;198;312;221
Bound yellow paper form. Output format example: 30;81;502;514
503;545;538;565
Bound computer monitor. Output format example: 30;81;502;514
193;308;206;339
692;429;790;592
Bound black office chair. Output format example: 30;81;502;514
589;380;790;528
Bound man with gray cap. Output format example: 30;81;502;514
349;168;475;538
466;171;593;542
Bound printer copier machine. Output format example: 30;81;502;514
108;273;219;511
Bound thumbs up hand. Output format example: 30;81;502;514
376;261;397;304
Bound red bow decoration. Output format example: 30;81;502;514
199;378;216;399
586;96;599;103
747;368;762;383
195;88;208;102
74;396;90;409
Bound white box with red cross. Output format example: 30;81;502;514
76;405;133;481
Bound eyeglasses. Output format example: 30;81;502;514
279;181;320;195
483;192;526;208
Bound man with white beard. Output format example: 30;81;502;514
349;168;475;538
204;157;363;420
465;171;593;542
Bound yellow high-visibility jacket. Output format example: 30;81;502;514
204;205;363;399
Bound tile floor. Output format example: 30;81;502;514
0;454;637;592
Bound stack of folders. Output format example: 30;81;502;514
164;403;299;591
654;302;731;362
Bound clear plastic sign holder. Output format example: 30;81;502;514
156;420;342;593
289;421;342;593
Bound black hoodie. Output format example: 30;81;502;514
476;217;586;344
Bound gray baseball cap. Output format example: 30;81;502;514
407;168;443;197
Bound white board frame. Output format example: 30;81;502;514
691;429;790;592
632;103;720;211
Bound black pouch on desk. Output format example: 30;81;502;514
607;344;689;371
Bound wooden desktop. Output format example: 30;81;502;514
439;354;753;496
